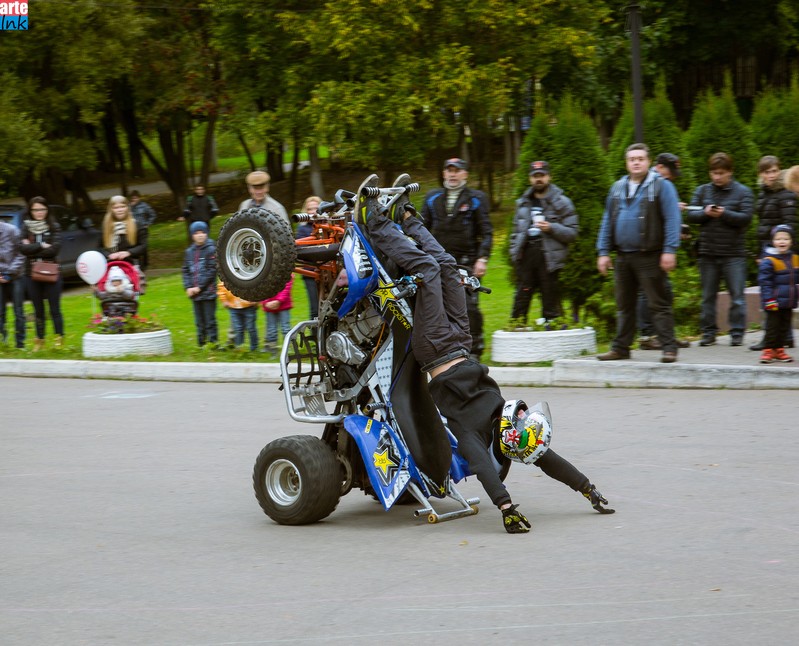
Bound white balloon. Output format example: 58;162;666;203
76;251;107;285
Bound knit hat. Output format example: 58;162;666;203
772;224;794;240
190;221;209;235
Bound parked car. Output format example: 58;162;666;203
0;203;100;280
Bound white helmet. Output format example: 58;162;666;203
498;400;552;465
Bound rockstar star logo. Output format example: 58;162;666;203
372;277;396;309
373;448;397;478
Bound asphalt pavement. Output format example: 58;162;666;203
2;380;797;644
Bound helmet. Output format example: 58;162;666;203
498;400;552;465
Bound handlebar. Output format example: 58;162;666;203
360;183;420;197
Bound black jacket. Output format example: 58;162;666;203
101;226;149;264
19;221;62;277
687;179;754;257
756;175;796;251
421;186;492;265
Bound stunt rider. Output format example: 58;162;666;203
358;178;615;534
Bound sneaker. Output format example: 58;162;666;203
582;485;615;514
774;348;794;362
661;351;678;363
759;349;776;364
354;173;380;225
730;334;743;347
389;173;414;223
699;334;716;346
676;338;691;349
638;336;661;350
596;350;630;361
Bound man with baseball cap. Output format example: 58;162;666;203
509;160;578;326
239;170;289;225
421;157;492;361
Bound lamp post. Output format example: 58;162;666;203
626;4;644;143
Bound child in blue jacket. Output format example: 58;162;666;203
758;224;798;363
182;221;218;348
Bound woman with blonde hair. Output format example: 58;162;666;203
295;195;323;319
101;195;148;263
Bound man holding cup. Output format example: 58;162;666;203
509;160;579;326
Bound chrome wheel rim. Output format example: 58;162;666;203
226;227;266;280
265;459;301;506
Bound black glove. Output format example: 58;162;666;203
582;485;615;514
501;504;531;534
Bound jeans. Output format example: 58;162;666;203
26;276;64;339
192;298;218;346
0;278;26;348
229;305;258;350
611;251;676;353
266;309;291;345
698;256;747;336
637;278;674;336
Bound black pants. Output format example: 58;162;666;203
763;309;793;350
191;298;218;346
637;277;674;336
366;215;471;367
612;251;676;353
535;449;590;493
0;278;26;348
465;289;484;359
26;276;64;339
512;239;562;321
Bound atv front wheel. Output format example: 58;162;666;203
253;435;342;525
217;207;296;301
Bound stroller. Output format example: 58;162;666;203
95;261;142;317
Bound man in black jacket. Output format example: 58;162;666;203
182;185;219;241
421;158;492;361
687;152;754;347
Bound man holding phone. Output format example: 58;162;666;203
687;152;754;347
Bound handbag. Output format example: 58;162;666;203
31;260;60;283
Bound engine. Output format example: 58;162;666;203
325;302;384;366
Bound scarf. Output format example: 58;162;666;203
112;221;127;251
25;219;49;236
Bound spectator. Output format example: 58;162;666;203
686;152;754;347
218;281;259;352
749;156;796;351
596;143;682;363
295;195;322;319
0;216;26;349
182;221;218;348
509;160;578;326
129;190;157;271
637;153;691;351
182;185;219;240
757;224;797;364
261;275;293;355
19;197;64;351
421;158;492;361
239;171;289;226
101;195;148;265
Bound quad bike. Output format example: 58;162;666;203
216;174;510;526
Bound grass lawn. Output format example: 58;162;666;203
1;170;553;364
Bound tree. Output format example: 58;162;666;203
750;73;799;165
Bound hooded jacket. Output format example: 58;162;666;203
509;183;579;272
758;248;799;310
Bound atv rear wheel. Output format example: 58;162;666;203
253;435;342;525
217;207;296;301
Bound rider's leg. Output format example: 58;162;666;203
400;215;471;349
365;214;469;369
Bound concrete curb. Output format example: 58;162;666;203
2;358;798;389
